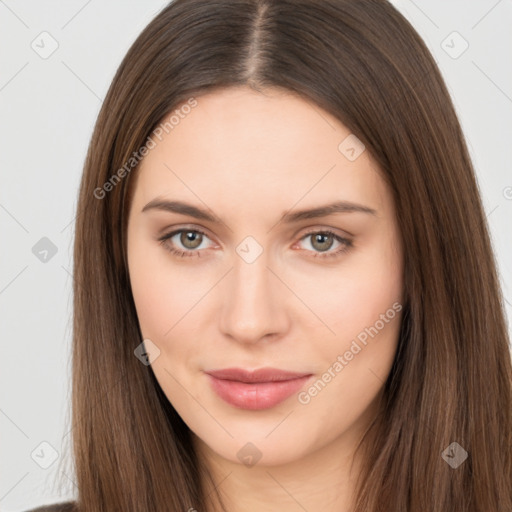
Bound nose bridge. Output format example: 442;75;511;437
219;242;288;343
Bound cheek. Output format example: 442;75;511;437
128;254;169;338
128;240;220;377
293;236;402;353
310;232;402;411
128;237;199;336
298;303;402;441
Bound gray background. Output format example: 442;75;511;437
1;1;511;510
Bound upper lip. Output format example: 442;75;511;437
205;367;312;383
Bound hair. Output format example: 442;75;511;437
61;0;512;510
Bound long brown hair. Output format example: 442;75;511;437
62;0;512;510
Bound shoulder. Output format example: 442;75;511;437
23;501;77;512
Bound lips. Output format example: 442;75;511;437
206;367;311;383
205;367;313;410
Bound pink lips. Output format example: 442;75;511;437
205;367;313;410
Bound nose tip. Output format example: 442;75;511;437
218;254;289;345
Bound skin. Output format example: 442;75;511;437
126;85;403;512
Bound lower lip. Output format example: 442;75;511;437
206;374;313;410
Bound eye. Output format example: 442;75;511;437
158;228;215;258
158;227;353;259
294;229;353;259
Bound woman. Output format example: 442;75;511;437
27;0;512;510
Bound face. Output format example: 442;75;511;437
126;85;403;468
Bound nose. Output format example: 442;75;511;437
218;250;290;345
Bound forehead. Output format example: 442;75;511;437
131;86;391;218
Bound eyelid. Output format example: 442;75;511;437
157;223;218;243
295;224;353;239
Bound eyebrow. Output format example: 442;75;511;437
141;198;377;223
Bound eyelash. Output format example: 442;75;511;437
158;228;353;260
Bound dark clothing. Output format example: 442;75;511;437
23;501;76;512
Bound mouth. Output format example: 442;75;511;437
205;367;314;410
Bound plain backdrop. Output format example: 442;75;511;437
1;1;511;510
